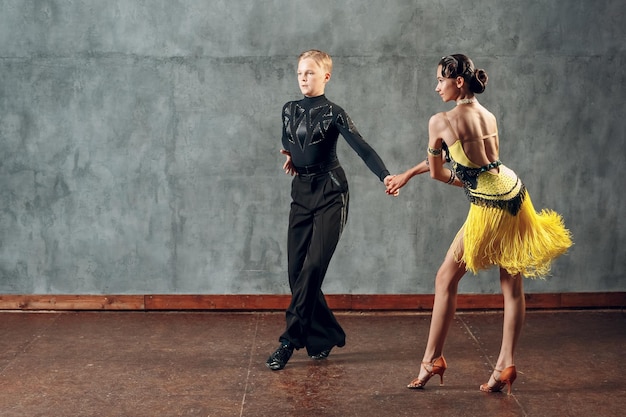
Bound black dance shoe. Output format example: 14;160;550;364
310;348;331;360
266;343;294;370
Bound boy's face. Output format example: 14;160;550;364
297;58;330;97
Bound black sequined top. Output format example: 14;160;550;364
281;95;390;181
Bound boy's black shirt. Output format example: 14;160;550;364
281;95;390;181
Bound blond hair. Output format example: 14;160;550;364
298;49;333;73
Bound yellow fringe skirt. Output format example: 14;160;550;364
451;189;573;278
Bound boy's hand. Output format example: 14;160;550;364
280;149;296;176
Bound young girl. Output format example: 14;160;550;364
386;54;572;394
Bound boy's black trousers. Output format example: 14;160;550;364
280;166;349;356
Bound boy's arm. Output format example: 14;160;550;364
280;102;297;176
336;110;390;182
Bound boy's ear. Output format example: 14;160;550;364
324;72;331;82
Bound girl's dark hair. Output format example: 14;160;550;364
438;54;488;94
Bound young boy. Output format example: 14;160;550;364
266;49;394;370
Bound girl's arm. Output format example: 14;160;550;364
427;114;463;187
385;159;430;195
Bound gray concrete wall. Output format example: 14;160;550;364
0;0;624;295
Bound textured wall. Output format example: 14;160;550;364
0;0;624;295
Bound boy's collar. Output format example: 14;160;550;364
303;94;326;100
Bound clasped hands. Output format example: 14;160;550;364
384;174;408;197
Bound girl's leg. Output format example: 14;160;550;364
408;243;466;387
420;244;467;368
495;268;525;370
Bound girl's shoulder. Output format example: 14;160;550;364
428;111;450;130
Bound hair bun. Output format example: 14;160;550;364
470;68;488;94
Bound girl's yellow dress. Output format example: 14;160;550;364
443;115;572;278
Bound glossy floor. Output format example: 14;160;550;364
1;310;624;417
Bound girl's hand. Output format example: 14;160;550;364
386;172;410;196
384;175;400;196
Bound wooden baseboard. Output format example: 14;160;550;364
0;292;624;311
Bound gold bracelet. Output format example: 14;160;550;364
427;146;442;156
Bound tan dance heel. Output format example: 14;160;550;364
480;365;517;395
407;356;447;389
